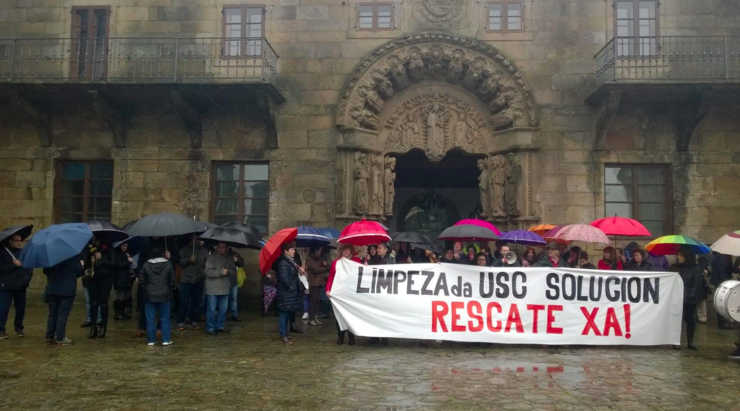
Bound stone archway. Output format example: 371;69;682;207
334;33;540;228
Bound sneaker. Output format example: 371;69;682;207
191;322;200;330
162;341;173;346
309;320;318;326
56;338;74;345
314;317;323;325
0;331;8;339
207;330;217;336
216;328;231;334
177;324;186;331
728;348;740;360
16;330;24;337
302;312;309;320
147;342;155;346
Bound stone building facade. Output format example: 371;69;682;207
1;0;740;295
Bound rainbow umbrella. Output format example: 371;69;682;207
645;235;710;256
710;230;740;256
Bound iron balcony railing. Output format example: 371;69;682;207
595;36;740;87
0;37;278;84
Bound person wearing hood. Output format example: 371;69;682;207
205;242;236;336
44;255;85;345
670;247;703;350
535;243;568;268
274;241;303;344
227;247;245;323
326;243;361;345
0;234;33;339
305;245;329;326
439;249;458;264
140;246;176;346
177;235;208;332
598;247;623;270
625;248;654;271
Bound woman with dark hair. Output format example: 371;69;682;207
105;242;135;328
670;247;703;350
274;241;303;344
305;245;329;326
626;248;654;271
326;243;361;345
87;240;112;339
475;252;489;267
396;242;410;264
369;242;394;344
598;247;623;270
363;245;380;265
523;247;537;266
439;249;458;264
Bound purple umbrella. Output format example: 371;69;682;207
499;230;547;246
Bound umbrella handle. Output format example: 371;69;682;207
4;247;17;262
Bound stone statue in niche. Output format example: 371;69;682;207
353;152;369;215
359;87;384;112
428;51;445;80
505;153;522;216
351;108;379;130
384;156;396;216
446;52;464;82
370;155;384;215
490;108;514;130
424;104;447;160
389;58;410;90
399;112;420;150
477;159;489;218
490;155;506;217
462;60;484;89
479;74;502;99
408;51;425;81
372;71;394;99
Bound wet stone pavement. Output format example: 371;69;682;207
2;301;740;411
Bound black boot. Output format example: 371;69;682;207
688;341;698;350
348;334;355;346
88;325;98;339
98;326;106;339
114;300;125;320
337;333;344;345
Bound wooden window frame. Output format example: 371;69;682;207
613;0;660;57
487;1;524;33
221;5;265;58
604;164;673;238
211;162;270;234
54;160;114;223
357;3;394;31
69;6;111;80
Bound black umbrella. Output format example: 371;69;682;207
125;212;204;238
393;232;430;244
438;225;499;242
411;241;440;254
194;220;218;232
220;221;263;239
0;224;33;243
86;220;129;245
200;227;262;250
122;220;138;231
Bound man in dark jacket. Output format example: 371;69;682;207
535;243;568;268
492;244;523;268
205;242;236;336
177;235;208;331
44;255;85;345
0;234;33;339
132;237;180;338
227;247;244;322
140;246;176;346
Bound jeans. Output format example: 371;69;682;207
0;289;27;332
206;294;228;333
302;294;309;314
145;301;171;344
278;308;291;338
178;281;204;324
228;285;238;317
46;295;74;341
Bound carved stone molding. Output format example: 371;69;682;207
593;90;622;151
418;0;463;26
88;90;130;149
10;88;51;147
675;93;709;152
336;33;538;133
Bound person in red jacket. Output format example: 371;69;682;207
326;243;360;346
598;247;623;270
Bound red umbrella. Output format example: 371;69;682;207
338;218;390;246
454;219;502;235
590;216;651;237
259;227;298;274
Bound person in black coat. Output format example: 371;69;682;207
106;242;135;323
671;247;703;351
87;242;119;339
439;249;458;264
493;244;523;268
43;255;85;345
625;248;655;271
0;234;33;339
274;241;303;344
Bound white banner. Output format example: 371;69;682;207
331;259;683;345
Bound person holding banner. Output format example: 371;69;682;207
626;249;655;271
326;243;360;345
439;249;458;264
671;247;703;350
598;247;623;270
535;243;568;268
369;242;394;344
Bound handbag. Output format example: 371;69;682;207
237;267;247;288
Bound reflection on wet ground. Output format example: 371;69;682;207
2;302;740;410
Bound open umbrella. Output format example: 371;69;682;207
122;220;138;232
200;227;262;250
19;223;92;269
590;216;651;237
528;224;556;236
499;230;546;246
438;224;499;242
295;226;331;248
113;235;144;256
259;228;298;274
550;224;610;245
646;235;711;256
711;230;740;256
220;221;263;240
392;232;429;244
125;212;204;238
0;224;33;243
338;218;390;246
316;227;340;240
454;219;502;235
193;220;218;232
86;220;129;245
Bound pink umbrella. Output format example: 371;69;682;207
551;224;611;245
542;225;570;243
454;219;501;235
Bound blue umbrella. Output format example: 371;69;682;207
19;223;92;269
295;226;331;248
316;227;340;240
499;230;547;246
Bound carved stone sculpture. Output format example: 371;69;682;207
384;156;397;215
428;51;445;80
351;109;379;130
505;153;521;216
399;112;420;150
359;87;384;112
372;71;394;99
446;53;464;83
477;159;489;217
408;51;425;81
490;108;514;130
370;155;383;215
479;74;501;99
389;58;410;90
425;104;446;160
488;93;508;113
490;155;506;217
353;152;369;214
462;60;483;89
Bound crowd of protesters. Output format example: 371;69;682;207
2;233;740;357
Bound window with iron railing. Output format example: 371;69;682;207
223;6;265;57
615;0;658;56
